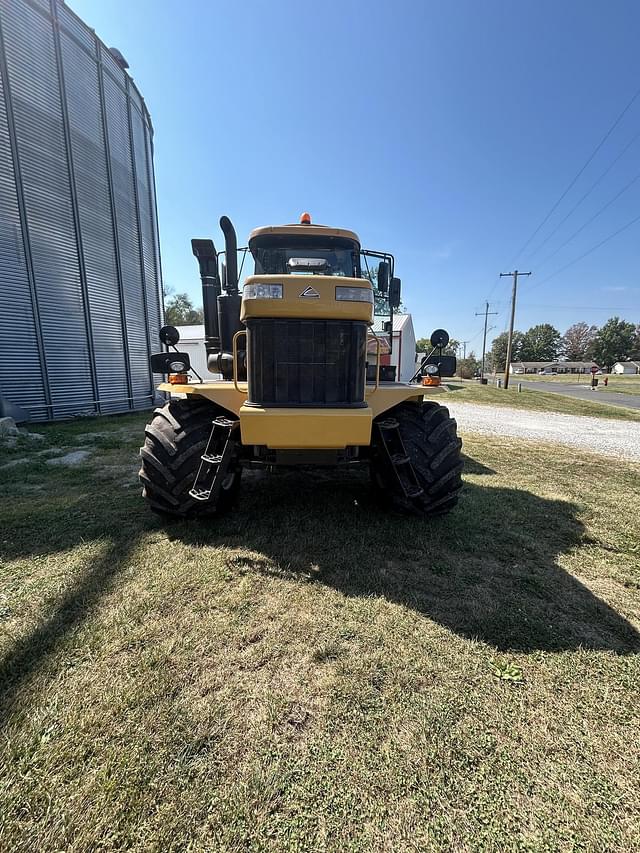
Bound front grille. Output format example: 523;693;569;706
246;319;367;407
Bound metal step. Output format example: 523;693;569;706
390;453;410;465
375;419;423;502
188;418;239;506
190;486;214;502
201;453;223;464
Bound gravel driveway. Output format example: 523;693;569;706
446;401;640;462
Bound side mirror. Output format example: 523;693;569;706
389;277;401;310
430;328;450;349
377;261;389;294
159;325;180;346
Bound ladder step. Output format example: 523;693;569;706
405;485;424;499
189;487;212;501
378;418;399;430
391;453;410;465
201;453;223;464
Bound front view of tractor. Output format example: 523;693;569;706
139;214;462;518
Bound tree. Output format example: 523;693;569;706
591;316;637;369
520;323;562;361
489;330;525;372
562;322;598;361
457;352;480;379
415;337;459;356
164;292;203;326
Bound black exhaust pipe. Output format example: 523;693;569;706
191;238;221;355
219;215;238;294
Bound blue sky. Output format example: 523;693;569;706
73;0;640;352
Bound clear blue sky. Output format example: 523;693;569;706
73;0;640;352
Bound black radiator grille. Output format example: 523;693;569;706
246;319;367;407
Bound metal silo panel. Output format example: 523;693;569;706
60;31;129;414
103;69;151;409
131;105;161;349
57;2;96;57
0;0;164;420
0;50;48;418
1;0;94;418
145;125;165;328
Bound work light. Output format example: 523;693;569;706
243;283;283;299
335;286;373;303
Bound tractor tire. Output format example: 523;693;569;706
139;397;241;518
371;400;462;516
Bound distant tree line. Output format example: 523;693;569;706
416;317;640;377
488;317;640;372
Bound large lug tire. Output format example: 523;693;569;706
139;398;241;518
371;400;463;516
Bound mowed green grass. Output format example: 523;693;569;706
446;379;640;421
515;372;640;396
1;412;639;851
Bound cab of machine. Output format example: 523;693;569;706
241;218;374;323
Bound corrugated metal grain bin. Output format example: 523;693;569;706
0;0;163;420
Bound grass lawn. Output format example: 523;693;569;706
514;373;640;396
1;412;639;851
446;380;640;421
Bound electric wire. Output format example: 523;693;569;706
529;212;640;291
527;126;640;260
535;171;640;269
505;83;640;267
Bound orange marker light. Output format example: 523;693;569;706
300;212;312;224
169;373;189;384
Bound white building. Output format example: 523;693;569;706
390;314;417;382
174;325;220;379
510;360;599;375
612;361;640;375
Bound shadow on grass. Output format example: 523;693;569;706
171;466;640;655
461;454;495;475
0;537;136;724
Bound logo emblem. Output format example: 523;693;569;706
299;286;320;298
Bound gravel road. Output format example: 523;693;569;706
446;401;640;462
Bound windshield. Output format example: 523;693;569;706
253;246;358;277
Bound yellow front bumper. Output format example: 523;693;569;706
239;405;372;449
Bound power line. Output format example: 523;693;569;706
527;126;640;260
485;273;503;301
535;171;640;269
530;212;640;291
506;83;640;267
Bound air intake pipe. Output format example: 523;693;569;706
191;238;221;357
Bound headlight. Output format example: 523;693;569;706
335;286;373;303
244;283;283;299
424;364;439;375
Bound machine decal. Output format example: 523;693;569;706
299;286;320;298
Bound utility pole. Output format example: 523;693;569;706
500;270;531;389
475;301;499;379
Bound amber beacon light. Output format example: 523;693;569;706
300;212;312;224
